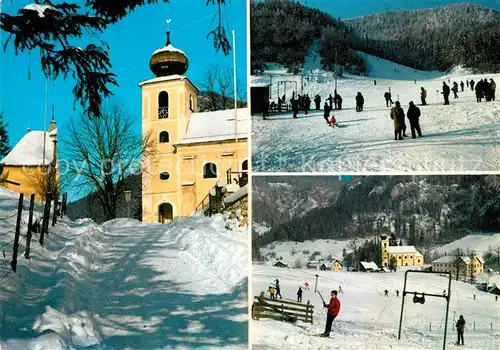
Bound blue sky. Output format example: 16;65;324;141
0;0;247;197
297;0;500;18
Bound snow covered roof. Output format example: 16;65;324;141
176;108;248;145
432;256;455;264
138;75;199;91
476;256;485;264
251;82;272;88
224;185;248;205
360;261;379;270
387;246;420;254
1;131;55;166
23;4;56;17
152;44;186;56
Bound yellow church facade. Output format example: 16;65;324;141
0;120;58;201
140;28;248;223
381;235;424;268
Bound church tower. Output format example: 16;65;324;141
380;234;390;266
140;20;200;223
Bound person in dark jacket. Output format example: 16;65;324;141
456;315;466;345
304;94;311;115
355;92;364;112
320;290;341;337
384;92;393;107
442;82;451;105
335;92;343;110
391;101;406;140
491;79;496;101
275;279;283;299
420;87;427;106
327;94;334;109
470;80;475;91
291;96;299;118
452;82;459;99
460;81;464;92
323;102;332;125
475;80;484;103
314;94;321;110
407;101;422;138
297;287;303;302
466;80;469;88
484;79;492;101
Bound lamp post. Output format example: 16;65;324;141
124;190;132;219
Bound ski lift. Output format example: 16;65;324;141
412;292;426;304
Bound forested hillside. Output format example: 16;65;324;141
253;176;500;257
251;0;366;73
346;3;500;71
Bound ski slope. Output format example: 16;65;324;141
252;55;500;172
0;187;248;349
251;265;500;350
431;233;500;256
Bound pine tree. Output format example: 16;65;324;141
0;112;9;158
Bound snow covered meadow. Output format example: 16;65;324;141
251;265;500;350
0;187;248;349
252;53;500;172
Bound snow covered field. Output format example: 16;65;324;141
431;233;500;256
251;265;500;350
0;187;248;349
252;54;500;172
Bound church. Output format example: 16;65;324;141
380;234;424;268
140;24;248;223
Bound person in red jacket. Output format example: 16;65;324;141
320;290;341;337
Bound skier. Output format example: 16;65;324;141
275;279;283;299
338;286;343;294
496;296;498;301
475;80;484;103
291;95;299;118
442;82;451;105
420;87;427;106
390;101;406;140
355;92;364;112
396;290;399;297
460;81;464;92
470;79;475;91
456;315;466;345
314;94;321;110
484;79;492;101
304;94;311;115
329;114;338;127
297;287;303;302
268;286;275;300
473;294;476;300
466;80;469;88
323;102;332;125
407;101;422;139
490;78;496;101
327;94;334;109
384;92;393;107
320;290;341;337
384;289;389;297
335;92;343;110
304;282;310;290
452;82;459;99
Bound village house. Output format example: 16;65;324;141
140;27;248;223
431;255;484;277
0;119;58;200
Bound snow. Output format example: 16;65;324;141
360;261;379;270
0;187;248;349
224;185;248;205
252;53;500;172
1;131;55;166
252;265;500;349
138;74;200;91
152;44;186;56
23;4;57;18
431;233;500;256
253;222;271;236
433;256;457;264
177;108;249;145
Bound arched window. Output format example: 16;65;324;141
158;91;169;119
159;172;170;180
158;203;173;223
203;162;217;179
159;131;169;143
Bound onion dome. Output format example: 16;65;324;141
149;26;189;77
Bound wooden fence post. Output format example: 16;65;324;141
24;194;35;259
51;199;58;226
40;192;51;245
10;194;23;272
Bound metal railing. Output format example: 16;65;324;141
226;167;249;187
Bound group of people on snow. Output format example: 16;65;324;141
390;100;423;140
267;279;283;300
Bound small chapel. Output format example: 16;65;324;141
140;22;248;223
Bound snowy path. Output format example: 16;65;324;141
0;186;248;349
252;60;500;172
251;265;500;350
